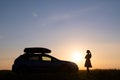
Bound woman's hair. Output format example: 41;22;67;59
86;50;90;53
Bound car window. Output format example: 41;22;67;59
42;56;51;61
29;56;39;61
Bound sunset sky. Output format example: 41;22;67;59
0;0;120;70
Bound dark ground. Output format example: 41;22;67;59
0;69;120;80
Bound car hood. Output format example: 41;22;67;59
61;60;78;68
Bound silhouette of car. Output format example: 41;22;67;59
12;47;79;73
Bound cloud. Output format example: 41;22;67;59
46;6;99;21
39;5;100;27
32;12;38;17
48;14;72;21
39;14;72;27
72;5;99;14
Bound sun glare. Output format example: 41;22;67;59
71;52;84;64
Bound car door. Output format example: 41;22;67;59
41;55;61;72
26;55;43;71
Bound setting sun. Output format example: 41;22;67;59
71;52;84;64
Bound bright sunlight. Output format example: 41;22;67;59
71;52;84;64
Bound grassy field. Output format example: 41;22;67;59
0;69;120;80
78;69;120;80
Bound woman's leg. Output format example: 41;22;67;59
87;67;90;73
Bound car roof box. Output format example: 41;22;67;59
24;47;51;54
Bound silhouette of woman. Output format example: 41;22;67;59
85;50;92;73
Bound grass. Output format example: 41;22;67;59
0;69;120;80
78;69;120;80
